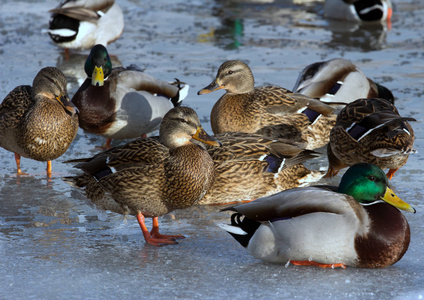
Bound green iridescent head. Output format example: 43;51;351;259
338;163;415;213
84;44;112;86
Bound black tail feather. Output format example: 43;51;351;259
226;213;261;248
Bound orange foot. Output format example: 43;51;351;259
290;260;346;269
210;199;254;207
386;168;398;180
137;213;182;247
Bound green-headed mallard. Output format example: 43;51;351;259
47;0;124;50
197;60;336;150
220;163;415;268
72;44;189;148
198;132;324;205
293;58;394;105
0;67;79;177
326;98;416;179
64;106;220;246
324;0;392;23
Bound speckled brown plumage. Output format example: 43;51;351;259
326;98;416;178
0;67;78;175
198;60;336;150
198;132;324;205
64;107;219;246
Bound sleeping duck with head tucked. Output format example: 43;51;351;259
220;163;415;269
0;67;79;177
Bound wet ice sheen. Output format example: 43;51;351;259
1;0;424;299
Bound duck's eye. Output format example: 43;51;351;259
179;118;189;124
227;70;234;75
368;175;376;181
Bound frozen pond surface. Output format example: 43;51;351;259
1;0;424;298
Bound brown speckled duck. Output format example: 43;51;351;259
199;132;324;205
64;107;220;246
72;44;189;148
326;98;416;179
0;67;79;177
220;163;414;269
198;60;336;150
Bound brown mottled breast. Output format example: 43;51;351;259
164;144;215;209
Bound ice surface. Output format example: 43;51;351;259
1;0;424;299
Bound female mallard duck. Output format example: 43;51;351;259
324;0;392;23
72;44;189;148
293;58;394;106
198;132;324;205
220;163;415;268
326;98;416;179
197;60;336;150
47;0;124;50
64;107;220;246
0;67;79;177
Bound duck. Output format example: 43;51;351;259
64;106;221;246
293;58;394;106
220;163;415;268
0;67;79;177
326;98;416;179
47;0;124;50
197;60;337;150
324;0;392;24
198;132;324;205
72;44;189;148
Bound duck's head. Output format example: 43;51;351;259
32;67;78;116
159;107;221;150
198;60;255;95
338;163;415;213
84;44;112;87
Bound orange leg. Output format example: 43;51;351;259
46;161;52;178
136;213;179;246
14;153;28;176
210;199;254;206
96;138;113;150
150;217;185;240
324;167;339;179
290;260;346;269
386;168;398;180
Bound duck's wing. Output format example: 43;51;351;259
224;186;356;222
0;85;33;130
50;0;115;22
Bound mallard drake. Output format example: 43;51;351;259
326;98;416;179
220;163;415;268
64;107;220;246
47;0;124;50
324;0;392;23
72;44;189;148
198;132;324;205
293;58;394;105
0;67;79;177
198;60;337;150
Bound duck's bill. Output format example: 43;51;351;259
57;94;79;116
91;66;105;86
192;127;221;147
381;187;416;213
197;80;224;95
